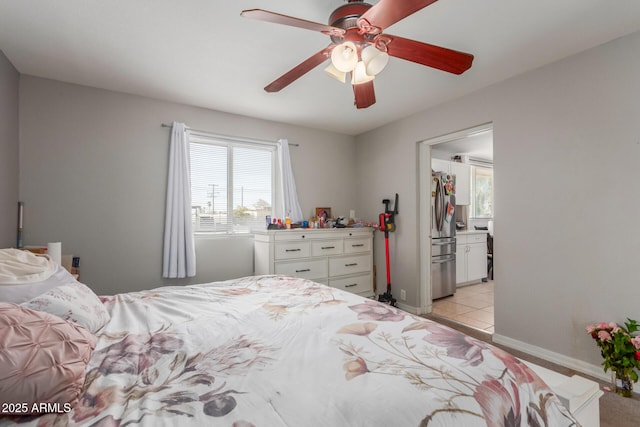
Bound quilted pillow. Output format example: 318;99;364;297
22;281;111;333
0;303;97;415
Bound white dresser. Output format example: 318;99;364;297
254;228;375;297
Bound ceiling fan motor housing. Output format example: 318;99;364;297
328;1;374;46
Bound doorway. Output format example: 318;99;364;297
418;123;494;333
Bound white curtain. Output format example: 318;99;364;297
163;122;196;278
278;138;304;223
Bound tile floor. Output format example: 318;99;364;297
432;281;495;333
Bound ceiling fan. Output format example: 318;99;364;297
241;0;474;109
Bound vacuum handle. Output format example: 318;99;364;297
392;192;399;215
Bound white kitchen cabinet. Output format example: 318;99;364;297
254;228;375;297
450;162;470;206
456;232;487;285
431;158;451;174
431;159;470;205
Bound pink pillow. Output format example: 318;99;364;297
0;303;97;415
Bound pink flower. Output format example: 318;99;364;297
73;385;122;422
585;325;596;333
337;322;378;336
597;322;610;329
94;332;184;375
631;336;640;350
344;357;369;380
348;300;405;322
473;379;521;427
598;330;612;341
421;323;488;366
489;347;547;390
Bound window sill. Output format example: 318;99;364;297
194;232;255;240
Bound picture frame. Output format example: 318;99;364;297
315;207;332;219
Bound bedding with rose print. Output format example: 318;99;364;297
0;275;579;427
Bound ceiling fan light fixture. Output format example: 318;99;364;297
331;41;358;72
351;61;374;85
324;63;347;83
242;1;474;109
361;44;389;76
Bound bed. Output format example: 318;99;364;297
0;249;591;427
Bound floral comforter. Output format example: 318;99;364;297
5;275;579;426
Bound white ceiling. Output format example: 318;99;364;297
432;131;494;162
1;0;639;136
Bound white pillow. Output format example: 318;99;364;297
0;264;77;303
0;248;56;284
21;281;110;333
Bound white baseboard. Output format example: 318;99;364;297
492;333;610;384
395;301;419;314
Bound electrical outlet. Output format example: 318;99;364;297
400;289;406;301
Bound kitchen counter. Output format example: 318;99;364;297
456;229;488;235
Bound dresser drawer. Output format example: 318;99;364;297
344;237;371;254
311;239;343;257
467;233;487;244
274;231;311;241
275;242;310;260
329;254;371;276
275;259;327;280
329;273;372;295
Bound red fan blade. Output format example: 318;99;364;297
241;9;345;36
381;34;473;75
353;81;376;109
358;0;438;33
264;45;334;93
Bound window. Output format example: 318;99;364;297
189;133;276;234
470;165;494;218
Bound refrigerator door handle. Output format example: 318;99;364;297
433;240;454;245
432;256;455;263
435;177;444;231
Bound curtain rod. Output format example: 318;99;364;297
161;123;299;146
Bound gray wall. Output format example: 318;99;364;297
13;30;640;373
355;30;640;369
0;50;19;247
18;77;357;295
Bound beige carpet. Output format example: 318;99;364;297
422;314;640;427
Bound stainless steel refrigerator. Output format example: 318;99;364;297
431;171;456;299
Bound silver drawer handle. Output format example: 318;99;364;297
286;248;301;252
295;268;311;273
352;244;364;247
321;246;335;250
345;263;358;267
345;283;357;288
